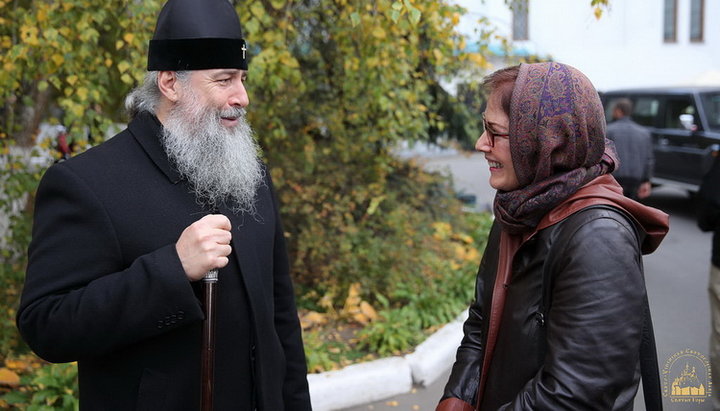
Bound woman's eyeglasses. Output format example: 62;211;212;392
482;113;510;147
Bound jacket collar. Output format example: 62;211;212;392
536;174;669;254
128;111;182;184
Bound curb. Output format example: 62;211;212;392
307;356;412;411
308;310;469;411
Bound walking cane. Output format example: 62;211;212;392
201;268;219;411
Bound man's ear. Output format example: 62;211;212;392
158;71;180;103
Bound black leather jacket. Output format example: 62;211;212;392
442;206;649;410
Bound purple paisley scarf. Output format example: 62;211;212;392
494;62;618;234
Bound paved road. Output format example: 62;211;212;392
343;151;714;411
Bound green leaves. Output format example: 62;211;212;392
350;12;361;27
239;0;491;361
1;0;163;145
386;0;421;25
402;0;422;25
1;362;79;411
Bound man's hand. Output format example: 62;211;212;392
175;214;232;281
638;181;652;200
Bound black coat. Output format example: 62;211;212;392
698;154;720;268
442;206;652;410
17;112;312;410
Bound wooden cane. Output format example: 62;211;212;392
200;268;218;411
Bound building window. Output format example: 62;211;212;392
663;0;677;42
690;0;704;42
512;0;528;41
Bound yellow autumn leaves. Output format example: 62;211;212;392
301;283;379;330
431;221;481;269
299;219;480;336
0;355;46;405
2;0;160;146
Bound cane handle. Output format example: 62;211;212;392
203;269;219;283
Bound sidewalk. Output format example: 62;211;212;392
421;150;494;211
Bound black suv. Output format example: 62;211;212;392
601;87;720;192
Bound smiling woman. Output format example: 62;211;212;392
437;63;670;411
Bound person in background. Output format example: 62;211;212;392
16;0;312;409
607;98;655;200
437;62;669;410
698;151;720;411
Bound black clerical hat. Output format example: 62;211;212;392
147;0;248;71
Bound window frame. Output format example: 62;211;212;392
690;0;704;43
663;0;678;43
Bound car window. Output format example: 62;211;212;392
700;92;720;132
632;97;660;126
663;97;697;130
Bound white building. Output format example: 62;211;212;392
455;0;720;91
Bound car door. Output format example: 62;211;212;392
651;94;703;186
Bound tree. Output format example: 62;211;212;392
240;0;490;300
1;0;490;347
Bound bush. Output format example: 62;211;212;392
300;206;494;370
1;356;78;411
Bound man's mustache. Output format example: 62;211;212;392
218;107;246;120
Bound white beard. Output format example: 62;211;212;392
161;91;264;215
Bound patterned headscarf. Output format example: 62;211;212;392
494;62;618;234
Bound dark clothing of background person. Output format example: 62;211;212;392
16;112;312;410
607;116;654;200
698;152;720;410
698;153;720;267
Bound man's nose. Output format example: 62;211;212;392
229;81;249;108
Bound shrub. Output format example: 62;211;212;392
1;356;78;411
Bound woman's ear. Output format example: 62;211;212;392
158;71;180;103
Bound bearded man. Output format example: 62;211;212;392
16;0;312;409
